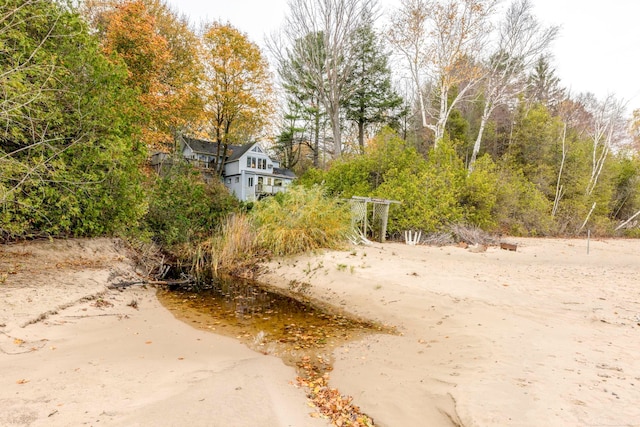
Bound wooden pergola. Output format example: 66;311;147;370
350;196;401;243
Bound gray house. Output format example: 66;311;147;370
177;136;296;202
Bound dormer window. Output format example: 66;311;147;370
246;156;267;169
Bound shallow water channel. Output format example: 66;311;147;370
157;275;385;369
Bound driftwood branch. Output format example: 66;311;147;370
615;209;640;231
108;278;194;290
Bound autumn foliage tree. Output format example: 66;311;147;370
101;1;171;146
91;0;202;150
200;22;274;175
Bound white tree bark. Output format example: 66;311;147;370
615;209;640;231
582;94;627;196
389;0;496;148
552;123;567;217
468;0;558;171
388;0;430;129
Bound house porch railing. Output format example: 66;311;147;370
256;184;286;196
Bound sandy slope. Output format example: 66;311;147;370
258;238;640;427
0;239;325;427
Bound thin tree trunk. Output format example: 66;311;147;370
331;106;341;157
358;120;365;153
615;209;640;231
552;123;567;216
469;100;492;172
578;202;597;234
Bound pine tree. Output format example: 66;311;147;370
343;23;405;152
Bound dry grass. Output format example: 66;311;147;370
191;213;256;278
449;224;499;246
182;187;353;279
252;186;352;256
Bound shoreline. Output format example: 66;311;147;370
2;237;639;426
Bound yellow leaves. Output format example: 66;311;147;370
199;21;275;144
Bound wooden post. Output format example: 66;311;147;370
380;202;390;243
363;199;368;236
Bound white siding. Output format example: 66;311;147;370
225;160;240;175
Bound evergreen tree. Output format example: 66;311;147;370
528;56;565;109
343;23;405;152
277;32;328;168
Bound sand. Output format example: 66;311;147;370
1;237;639;426
0;239;325;427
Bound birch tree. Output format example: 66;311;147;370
388;0;430;130
276;0;378;158
389;0;496;147
468;0;557;171
580;93;627;196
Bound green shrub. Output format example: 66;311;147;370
461;155;499;229
145;162;238;247
493;166;553;236
0;1;147;240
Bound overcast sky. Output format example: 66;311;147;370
166;0;640;114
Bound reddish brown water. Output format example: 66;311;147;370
157;276;387;366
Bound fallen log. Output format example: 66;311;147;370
499;242;517;252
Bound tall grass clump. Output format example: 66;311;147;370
252;185;351;256
190;213;256;278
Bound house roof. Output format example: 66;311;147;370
183;137;219;155
226;143;254;161
182;136;260;161
180;135;296;178
273;167;296;178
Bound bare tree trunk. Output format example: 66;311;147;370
615;209;640;231
552;123;567;216
469;100;493;171
469;0;558;171
278;0;376;159
583;94;626;196
578;202;597;234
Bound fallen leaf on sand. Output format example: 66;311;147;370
145;341;152;344
16;379;29;384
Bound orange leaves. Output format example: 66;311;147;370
296;356;374;427
98;0;202;150
103;1;170;92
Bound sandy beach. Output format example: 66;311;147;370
1;237;639;426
